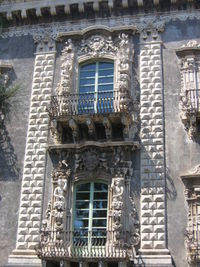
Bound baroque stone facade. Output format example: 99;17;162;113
2;1;200;267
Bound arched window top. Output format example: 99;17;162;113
79;60;114;94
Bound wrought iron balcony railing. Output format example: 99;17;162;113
35;230;131;260
48;91;132;118
185;89;200;113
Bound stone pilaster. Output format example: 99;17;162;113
8;35;56;267
137;28;173;266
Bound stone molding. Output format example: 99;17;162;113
9;37;56;262
139;30;171;262
1;11;200;40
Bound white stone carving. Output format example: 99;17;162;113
140;31;167;252
80;35;116;57
56;39;75;95
15;39;56;251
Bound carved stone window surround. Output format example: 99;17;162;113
48;33;139;143
36;146;140;260
176;40;200;139
181;165;200;265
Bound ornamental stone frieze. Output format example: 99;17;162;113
176;40;200;139
181;165;200;265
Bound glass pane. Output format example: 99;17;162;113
98;77;113;84
94;192;107;200
81;63;96;71
93;200;107;209
76;201;90;209
76;192;90;200
92;228;106;237
80;71;96;78
80;78;95;86
93;209;107;218
99;62;114;69
79;86;95;93
98;84;113;92
93;219;107;227
99;69;114;76
94;183;108;191
76;209;89;217
77;183;90;192
74;219;88;228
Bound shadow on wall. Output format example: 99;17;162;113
0;118;19;181
166;168;177;201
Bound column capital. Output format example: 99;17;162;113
138;21;165;42
33;33;56;53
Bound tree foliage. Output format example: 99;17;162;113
0;83;19;119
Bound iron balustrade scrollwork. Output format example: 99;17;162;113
35;230;131;260
47;91;132;118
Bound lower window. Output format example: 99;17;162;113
73;182;108;247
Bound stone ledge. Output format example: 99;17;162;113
134;252;173;266
47;140;140;151
7;249;42;267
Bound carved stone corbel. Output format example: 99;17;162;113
103;117;112;140
86;117;95;138
69;118;79;142
33;33;56;53
50;120;62;144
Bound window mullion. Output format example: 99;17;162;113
94;62;99;113
89;182;94;247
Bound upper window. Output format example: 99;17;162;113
73;182;108;247
78;61;114;113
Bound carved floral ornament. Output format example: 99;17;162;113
176;40;200;139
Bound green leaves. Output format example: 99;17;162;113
0;83;19;119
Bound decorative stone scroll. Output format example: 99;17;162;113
176;40;200;139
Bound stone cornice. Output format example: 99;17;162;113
1;10;200;39
0;0;196;20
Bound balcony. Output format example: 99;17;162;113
48;91;132;119
35;230;130;260
186;89;200;113
47;91;138;143
180;89;200;138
